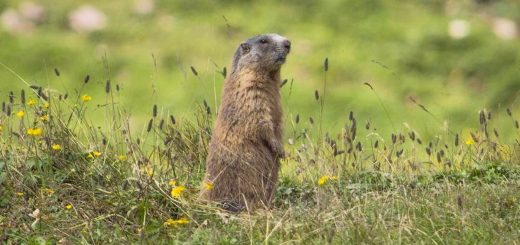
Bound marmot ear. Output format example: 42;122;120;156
240;43;251;55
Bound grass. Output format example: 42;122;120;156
0;66;519;243
1;0;520;135
1;1;520;242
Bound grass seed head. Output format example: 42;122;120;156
190;66;198;76
222;67;227;78
105;80;111;94
20;89;25;105
280;79;288;88
159;119;165;130
153;105;158;117
9;91;14;104
324;57;329;72
147;118;153;132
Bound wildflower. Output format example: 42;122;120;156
171;185;186;198
88;151;102;158
465;138;474;145
81;94;92;102
493;17;517;40
69;5;107;33
168;179;177;187
40;188;54;196
43;102;49;109
52;144;61;151
318;175;337;186
144;164;154;177
117;155;127;161
16;110;24;118
27;98;37;106
448;19;470;40
203;182;214;190
16;192;24;196
163;218;175;226
29;208;41;219
39;115;49;121
65;204;73;210
27;128;43;136
163;217;189;227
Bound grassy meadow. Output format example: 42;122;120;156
1;0;520;243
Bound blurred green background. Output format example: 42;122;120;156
1;0;519;139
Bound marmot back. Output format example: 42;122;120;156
201;33;291;212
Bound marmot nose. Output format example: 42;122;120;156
283;40;291;52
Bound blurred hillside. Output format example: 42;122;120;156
0;0;519;139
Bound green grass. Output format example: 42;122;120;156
0;77;519;243
1;0;520;136
1;1;520;243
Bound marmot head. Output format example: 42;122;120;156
231;33;291;74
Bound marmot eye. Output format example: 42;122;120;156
259;39;268;44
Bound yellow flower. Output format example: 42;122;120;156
318;175;337;186
144;164;154;177
465;138;475;145
27;128;43;136
16;192;24;196
65;204;73;210
27;98;37;106
43;102;49;109
81;94;92;102
88;151;102;158
203;182;214;190
171;186;186;198
163;217;189;227
41;188;54;196
16;110;24;118
168;179;177;187
163;218;175;226
117;155;127;161
40;115;49;121
52;144;61;151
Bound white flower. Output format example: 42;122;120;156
448;19;470;39
68;5;107;33
492;18;517;40
134;0;155;16
19;2;46;24
1;8;34;33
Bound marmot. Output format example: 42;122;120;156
201;33;291;212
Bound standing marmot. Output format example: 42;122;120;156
201;33;291;212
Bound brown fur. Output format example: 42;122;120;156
201;34;290;212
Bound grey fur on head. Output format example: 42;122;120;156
231;33;291;74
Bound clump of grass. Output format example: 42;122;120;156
0;67;519;243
